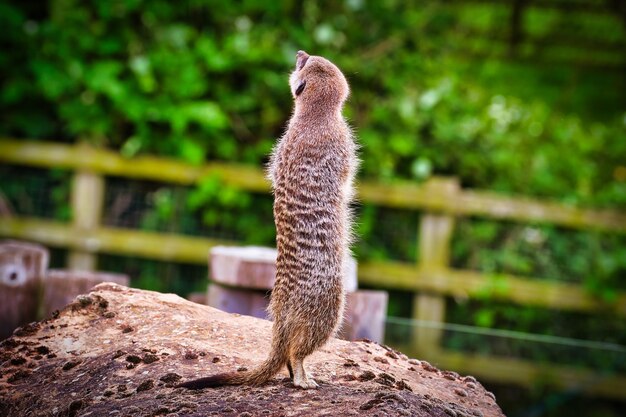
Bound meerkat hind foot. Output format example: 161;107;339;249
293;375;319;389
292;359;318;389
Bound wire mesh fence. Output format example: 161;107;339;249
384;316;626;417
0;165;71;220
386;315;626;373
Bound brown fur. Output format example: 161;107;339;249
178;50;357;390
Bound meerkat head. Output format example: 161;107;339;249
289;50;349;110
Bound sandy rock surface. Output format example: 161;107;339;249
0;283;504;417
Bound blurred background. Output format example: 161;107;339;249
0;1;625;416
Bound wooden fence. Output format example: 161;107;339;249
1;138;625;399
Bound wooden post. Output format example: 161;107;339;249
413;178;459;355
68;164;105;271
0;241;49;338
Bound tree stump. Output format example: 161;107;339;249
339;290;389;342
209;246;358;292
0;284;504;417
186;291;207;305
43;269;129;317
206;246;388;342
207;284;270;319
0;241;49;339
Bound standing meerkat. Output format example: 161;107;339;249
178;50;358;390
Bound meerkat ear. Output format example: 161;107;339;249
296;50;309;70
295;80;306;96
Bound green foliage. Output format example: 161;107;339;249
2;1;624;205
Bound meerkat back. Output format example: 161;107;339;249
268;50;358;388
178;51;357;390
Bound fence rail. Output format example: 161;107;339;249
359;261;626;315
0;216;230;264
1;138;625;399
2;139;624;231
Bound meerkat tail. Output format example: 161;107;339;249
177;341;288;389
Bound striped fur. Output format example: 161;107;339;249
179;50;357;390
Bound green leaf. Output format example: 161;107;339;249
184;102;229;129
178;139;205;164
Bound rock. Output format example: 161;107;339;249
0;284;504;417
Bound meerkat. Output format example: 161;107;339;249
178;50;357;390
